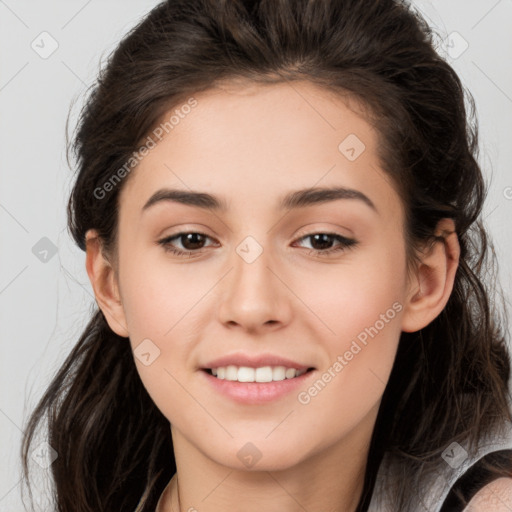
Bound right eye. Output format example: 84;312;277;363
157;232;219;256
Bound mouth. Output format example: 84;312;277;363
201;365;317;404
202;365;316;383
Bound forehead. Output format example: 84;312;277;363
119;80;401;222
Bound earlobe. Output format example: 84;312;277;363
401;219;460;333
85;230;129;338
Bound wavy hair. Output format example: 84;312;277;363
21;0;512;510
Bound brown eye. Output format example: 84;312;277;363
294;233;358;256
307;233;337;250
176;233;207;250
157;231;217;256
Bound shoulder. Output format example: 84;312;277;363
462;477;512;511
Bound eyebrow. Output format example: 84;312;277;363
142;186;378;214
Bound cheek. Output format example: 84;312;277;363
119;252;207;340
118;254;213;414
294;243;406;404
296;237;407;343
293;281;404;452
300;304;403;415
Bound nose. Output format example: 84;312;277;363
217;237;293;334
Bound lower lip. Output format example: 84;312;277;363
201;369;315;405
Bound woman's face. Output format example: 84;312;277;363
111;80;413;470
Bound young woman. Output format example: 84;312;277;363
21;0;512;511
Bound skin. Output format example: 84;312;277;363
464;478;512;511
85;80;460;511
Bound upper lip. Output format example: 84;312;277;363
201;353;314;371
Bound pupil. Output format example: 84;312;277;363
182;233;204;250
312;234;332;250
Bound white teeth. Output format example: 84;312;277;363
272;366;286;381
209;365;308;382
226;365;238;381
285;368;296;379
255;366;273;382
238;367;255;382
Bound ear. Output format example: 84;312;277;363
401;218;460;333
85;230;129;337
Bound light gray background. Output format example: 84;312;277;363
1;1;511;510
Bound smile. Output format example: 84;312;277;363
201;366;316;404
207;365;310;382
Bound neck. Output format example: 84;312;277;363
161;404;379;512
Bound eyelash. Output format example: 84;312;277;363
157;231;358;258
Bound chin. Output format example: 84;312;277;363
206;441;308;472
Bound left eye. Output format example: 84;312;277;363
293;233;358;254
157;232;358;257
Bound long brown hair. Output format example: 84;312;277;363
21;0;512;510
